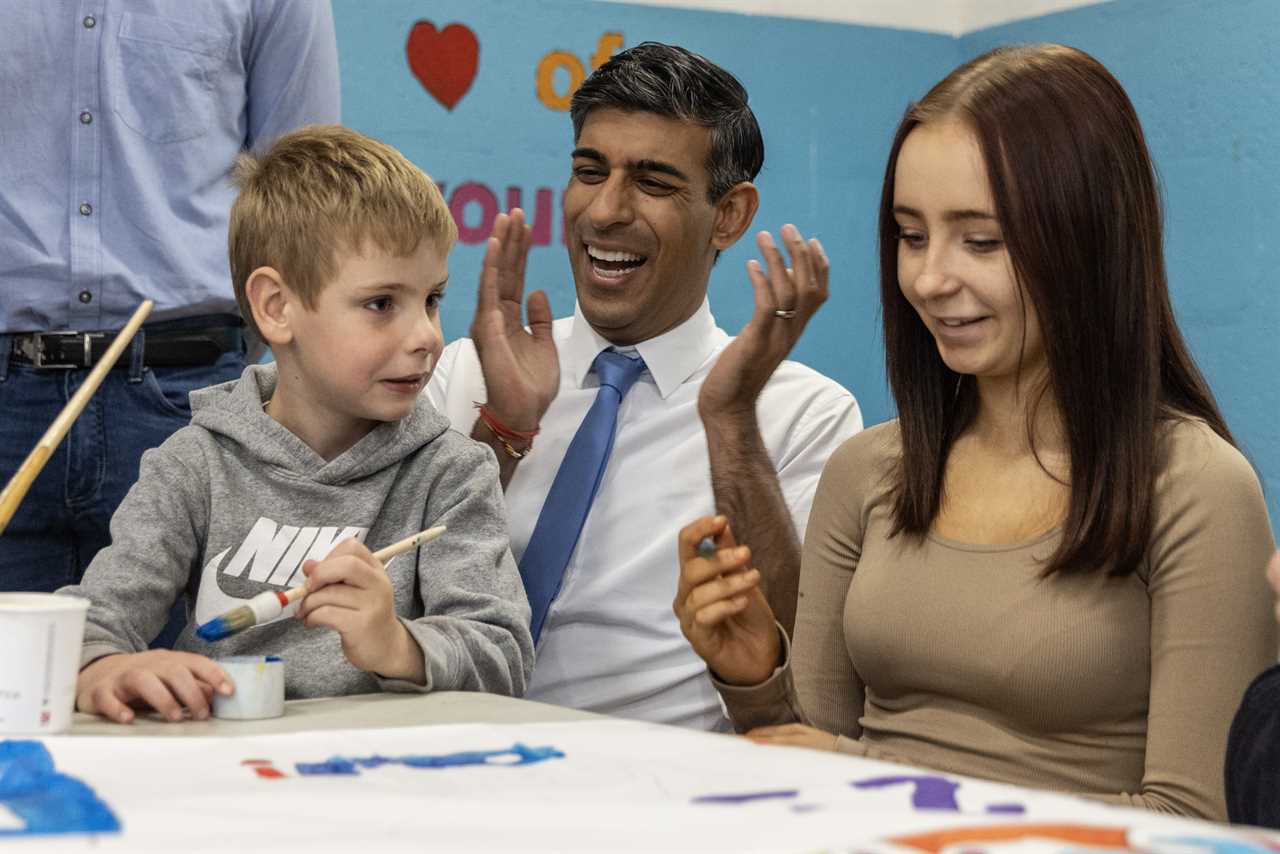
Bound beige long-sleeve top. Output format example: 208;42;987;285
719;419;1277;821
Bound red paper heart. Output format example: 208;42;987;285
406;21;479;111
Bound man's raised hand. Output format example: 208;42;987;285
698;224;829;419
470;209;559;433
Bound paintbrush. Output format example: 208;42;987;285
0;300;152;535
194;525;446;642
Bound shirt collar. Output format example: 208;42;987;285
563;299;725;399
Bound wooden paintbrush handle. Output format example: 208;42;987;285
282;525;448;602
371;525;447;562
0;300;152;535
0;446;51;534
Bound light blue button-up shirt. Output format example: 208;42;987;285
0;0;341;333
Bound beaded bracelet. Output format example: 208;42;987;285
474;402;538;459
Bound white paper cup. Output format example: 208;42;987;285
0;593;90;734
213;656;285;720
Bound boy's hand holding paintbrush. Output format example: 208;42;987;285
295;537;425;682
77;529;440;724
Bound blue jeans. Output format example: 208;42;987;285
0;337;244;646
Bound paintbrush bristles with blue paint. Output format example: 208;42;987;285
194;525;447;642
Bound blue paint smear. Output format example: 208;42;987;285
0;741;120;837
1151;836;1278;854
296;743;563;776
692;789;799;804
296;756;360;775
194;616;232;642
986;802;1027;814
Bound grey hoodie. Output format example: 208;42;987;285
59;363;533;698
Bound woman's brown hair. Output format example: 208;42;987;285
878;44;1232;577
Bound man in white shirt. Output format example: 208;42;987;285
425;42;861;730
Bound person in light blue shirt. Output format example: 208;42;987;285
0;1;340;639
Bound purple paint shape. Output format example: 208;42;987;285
852;775;961;810
692;789;800;805
986;802;1027;814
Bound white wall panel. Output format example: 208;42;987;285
590;0;1110;36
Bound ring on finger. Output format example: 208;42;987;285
773;308;797;319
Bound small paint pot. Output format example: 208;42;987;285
213;656;285;720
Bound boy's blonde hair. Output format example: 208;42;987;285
229;124;456;337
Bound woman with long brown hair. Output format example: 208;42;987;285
674;44;1276;820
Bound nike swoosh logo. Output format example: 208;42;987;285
192;548;398;630
193;548;298;630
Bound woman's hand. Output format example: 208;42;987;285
745;723;840;752
673;515;781;686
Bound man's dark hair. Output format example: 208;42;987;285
570;42;764;203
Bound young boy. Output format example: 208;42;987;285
59;126;534;724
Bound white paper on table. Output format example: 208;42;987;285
12;718;1280;853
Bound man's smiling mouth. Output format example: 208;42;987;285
587;243;647;280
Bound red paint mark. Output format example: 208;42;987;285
274;591;289;607
406;21;479;111
890;824;1131;853
242;759;287;779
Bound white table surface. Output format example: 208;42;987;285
13;694;1277;852
64;690;599;737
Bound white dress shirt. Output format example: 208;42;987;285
425;299;862;730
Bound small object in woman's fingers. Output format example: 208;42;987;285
697;537;717;560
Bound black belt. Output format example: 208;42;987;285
9;319;244;369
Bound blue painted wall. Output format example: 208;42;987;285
331;0;1279;525
330;0;952;443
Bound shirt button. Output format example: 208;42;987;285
83;15;96;28
79;291;93;304
79;110;93;125
79;202;93;216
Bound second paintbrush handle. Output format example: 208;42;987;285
280;525;448;604
371;525;447;563
0;299;153;535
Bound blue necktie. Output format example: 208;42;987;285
520;350;647;642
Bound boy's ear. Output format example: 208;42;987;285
711;181;760;252
244;267;294;347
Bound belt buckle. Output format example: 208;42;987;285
27;331;106;369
